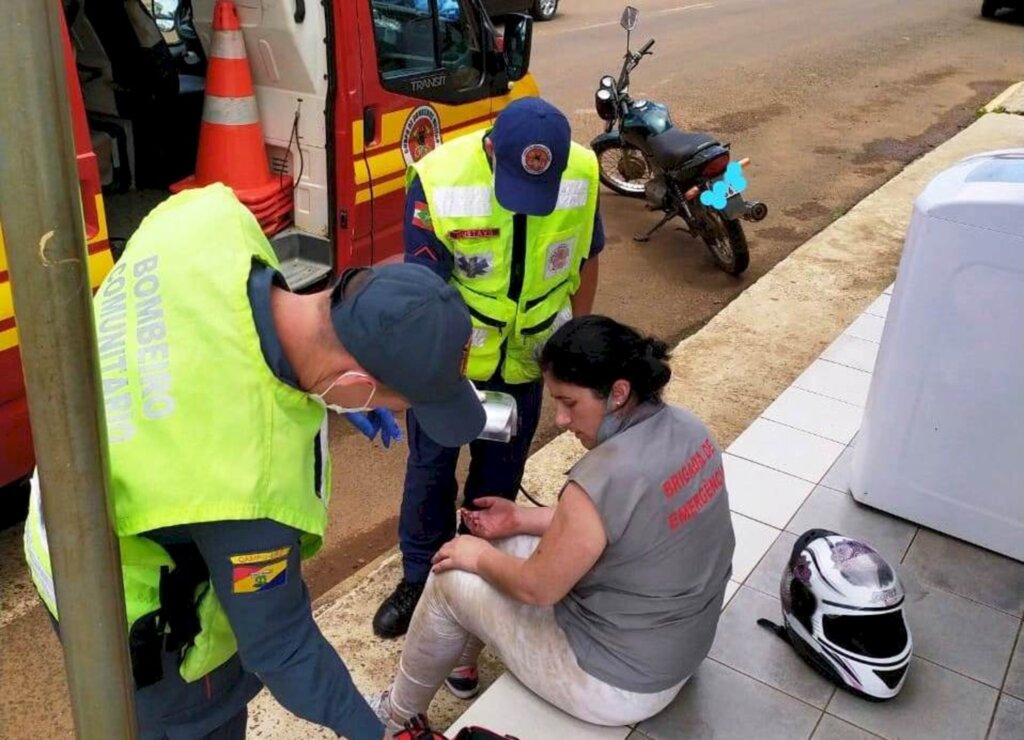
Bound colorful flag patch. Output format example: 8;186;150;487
230;547;290;594
412;201;433;231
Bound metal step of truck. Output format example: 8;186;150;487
270;229;333;292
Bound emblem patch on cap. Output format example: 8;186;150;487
522;144;552;175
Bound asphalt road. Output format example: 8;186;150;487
2;1;1023;735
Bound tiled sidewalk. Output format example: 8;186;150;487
447;283;1024;740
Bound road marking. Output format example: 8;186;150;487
538;3;715;37
563;19;619;34
655;3;716;16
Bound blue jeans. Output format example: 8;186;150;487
399;377;544;583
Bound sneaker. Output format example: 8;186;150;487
365;686;403;735
367;688;438;739
444;665;480;700
373;579;425;638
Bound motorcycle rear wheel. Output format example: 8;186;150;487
593;140;653;197
700;209;750;276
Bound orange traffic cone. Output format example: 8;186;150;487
172;0;292;233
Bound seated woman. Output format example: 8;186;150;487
370;315;736;730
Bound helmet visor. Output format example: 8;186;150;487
822;612;909;659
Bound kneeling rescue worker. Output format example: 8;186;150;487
23;184;485;739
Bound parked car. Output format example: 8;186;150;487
982;0;1021;17
484;0;559;22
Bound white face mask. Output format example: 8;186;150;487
314;371;376;414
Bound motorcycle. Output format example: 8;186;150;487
590;6;767;275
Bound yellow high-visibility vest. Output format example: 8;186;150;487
410;130;599;383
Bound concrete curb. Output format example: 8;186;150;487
984;81;1024;113
248;85;1024;738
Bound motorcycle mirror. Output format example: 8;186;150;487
620;6;639;31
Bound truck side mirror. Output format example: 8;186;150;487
502;14;533;82
621;6;639;30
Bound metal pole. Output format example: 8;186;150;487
0;2;137;737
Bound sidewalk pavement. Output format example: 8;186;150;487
247;97;1024;738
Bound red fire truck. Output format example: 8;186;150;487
0;0;537;502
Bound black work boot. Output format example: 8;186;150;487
373;579;425;639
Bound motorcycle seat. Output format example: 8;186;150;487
648;129;719;170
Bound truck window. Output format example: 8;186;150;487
369;0;488;102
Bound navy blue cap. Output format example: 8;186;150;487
491;97;572;216
331;264;484;447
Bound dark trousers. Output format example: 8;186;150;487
48;611;257;740
399;376;544;583
134;650;259;739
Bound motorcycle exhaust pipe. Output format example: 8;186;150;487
743;201;768;222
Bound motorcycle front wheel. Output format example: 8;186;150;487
700;209;750;276
593;139;653;197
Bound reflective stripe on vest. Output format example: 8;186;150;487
431;186;493;218
410;131;599;383
555;179;590;210
431;179;591;218
24;479;56;613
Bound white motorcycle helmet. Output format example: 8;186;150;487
759;529;912;701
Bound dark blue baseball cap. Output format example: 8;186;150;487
330;264;484;447
491;97;572;216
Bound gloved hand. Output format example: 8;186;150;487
343;410;403;448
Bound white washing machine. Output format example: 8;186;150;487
851;150;1024;562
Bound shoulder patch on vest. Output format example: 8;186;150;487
412;201;433;232
230;546;290;594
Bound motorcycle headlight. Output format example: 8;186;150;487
599;75;616;91
594;88;617;121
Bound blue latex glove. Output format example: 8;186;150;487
343;410;403;448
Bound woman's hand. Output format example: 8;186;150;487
431;535;491;575
460;497;521;540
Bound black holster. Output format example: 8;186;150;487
127;542;209;689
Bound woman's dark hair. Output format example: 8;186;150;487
539;315;671;403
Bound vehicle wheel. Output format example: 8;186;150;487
593;139;653;198
0;476;31;531
700;210;750;276
981;1;999;18
531;0;559;21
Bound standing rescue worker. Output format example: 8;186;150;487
24;184;484;739
373;98;604;651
